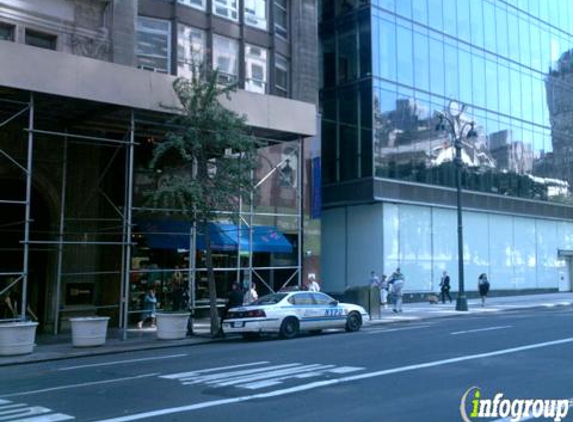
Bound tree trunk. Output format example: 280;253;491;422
203;219;219;337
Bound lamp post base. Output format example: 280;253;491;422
455;296;468;311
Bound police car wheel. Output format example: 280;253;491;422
279;317;299;339
345;312;362;332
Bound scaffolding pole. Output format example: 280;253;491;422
120;110;135;339
21;93;34;320
297;137;303;289
54;133;68;334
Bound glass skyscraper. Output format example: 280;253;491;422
319;0;573;296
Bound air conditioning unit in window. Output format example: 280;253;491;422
137;65;167;74
217;73;236;84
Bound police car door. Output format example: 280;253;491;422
312;293;344;329
290;293;320;330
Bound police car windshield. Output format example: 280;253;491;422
251;293;288;305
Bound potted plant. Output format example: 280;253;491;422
69;316;110;347
0;320;38;356
155;311;190;340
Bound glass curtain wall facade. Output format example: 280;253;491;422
320;0;573;205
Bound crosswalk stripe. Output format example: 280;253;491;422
215;365;334;387
0;401;74;422
327;366;364;374
176;364;301;385
160;361;269;380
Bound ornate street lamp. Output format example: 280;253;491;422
435;101;478;311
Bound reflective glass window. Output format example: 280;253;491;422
456;0;470;42
395;0;411;19
359;14;371;77
444;41;459;100
274;54;289;97
412;0;427;26
508;11;521;63
177;24;205;79
0;22;14;41
529;23;541;71
521;71;532;122
471;50;486;108
212;34;239;84
321;30;335;88
458;46;472;105
245;0;267;30
427;0;443;32
442;0;457;37
428;36;444;97
396;24;413;87
496;6;508;58
374;0;394;13
485;56;498;112
498;63;510;116
339;86;359;181
338;24;358;84
413;29;429;92
245;44;268;94
213;0;238;22
360;81;373;177
178;0;206;10
483;1;496;52
26;29;57;50
136;17;171;73
469;0;484;48
509;64;522;119
376;17;396;81
274;0;288;39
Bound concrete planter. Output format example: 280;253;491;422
70;317;110;347
156;312;189;340
0;321;38;356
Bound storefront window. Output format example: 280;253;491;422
0;23;14;41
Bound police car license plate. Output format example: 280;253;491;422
232;322;244;328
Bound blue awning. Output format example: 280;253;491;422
136;220;292;253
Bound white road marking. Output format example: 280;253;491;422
160;361;270;380
57;354;188;371
172;364;299;385
91;337;573;422
0;373;159;398
0;400;73;422
451;326;513;335
327;366;363;374
367;325;431;334
215;365;334;387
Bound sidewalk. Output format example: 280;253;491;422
1;293;572;367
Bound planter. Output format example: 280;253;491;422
156;312;190;340
0;321;38;356
70;317;110;347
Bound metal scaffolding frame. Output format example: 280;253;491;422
0;89;304;337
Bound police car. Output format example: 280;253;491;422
222;291;369;339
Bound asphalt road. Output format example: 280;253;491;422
1;306;573;422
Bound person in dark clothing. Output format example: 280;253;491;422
478;273;491;306
219;282;244;337
439;270;452;304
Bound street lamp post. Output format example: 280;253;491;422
436;101;478;312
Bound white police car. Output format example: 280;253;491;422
222;291;369;339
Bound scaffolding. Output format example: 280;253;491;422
0;89;305;336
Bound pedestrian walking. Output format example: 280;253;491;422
220;282;244;337
379;274;389;309
439;270;452;304
388;268;405;313
478;273;490;306
243;282;258;304
368;270;380;287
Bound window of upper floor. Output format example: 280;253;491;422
274;0;288;39
0;22;15;41
274;54;289;97
245;44;268;94
136;16;171;74
212;34;239;84
25;29;56;50
177;0;206;11
213;0;239;22
245;0;267;30
177;24;206;79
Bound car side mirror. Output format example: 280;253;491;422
330;300;338;306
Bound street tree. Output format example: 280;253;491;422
148;69;259;336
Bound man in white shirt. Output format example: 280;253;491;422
307;275;320;292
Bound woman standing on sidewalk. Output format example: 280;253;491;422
478;273;490;306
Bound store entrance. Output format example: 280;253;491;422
0;179;52;328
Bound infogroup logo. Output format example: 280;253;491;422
460;386;571;422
